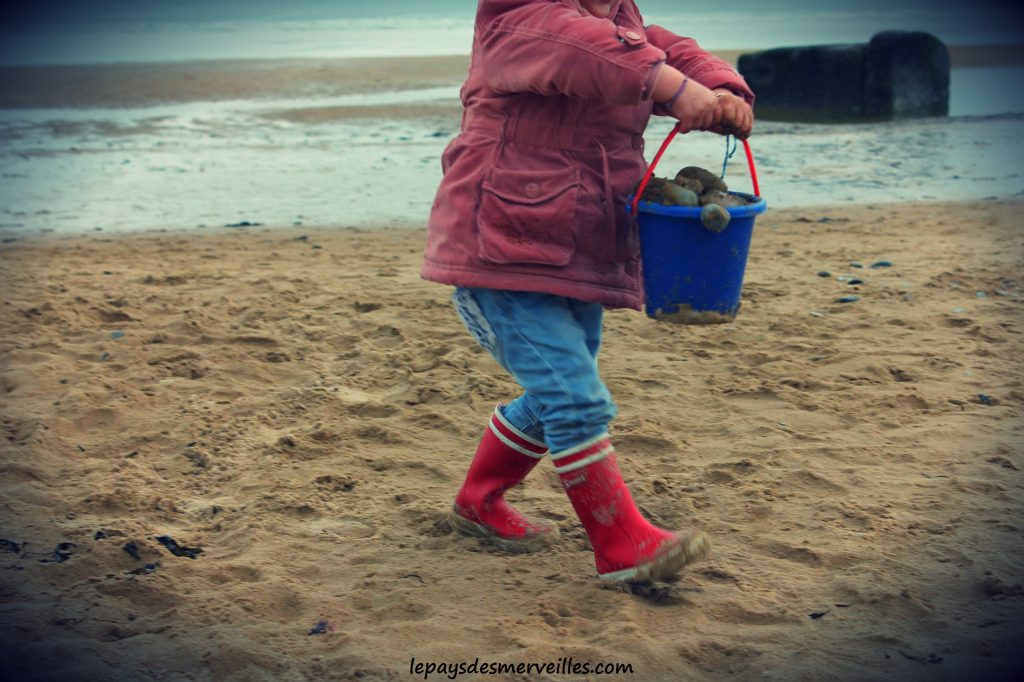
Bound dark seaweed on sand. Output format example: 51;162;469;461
155;535;203;559
0;539;22;553
39;542;76;563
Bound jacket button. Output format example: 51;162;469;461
525;183;540;198
625;30;642;41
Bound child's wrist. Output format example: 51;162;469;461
664;77;689;111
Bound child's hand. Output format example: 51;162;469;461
709;89;754;139
667;79;719;134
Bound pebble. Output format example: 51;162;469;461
674;175;704;195
309;620;335;635
98;351;109;361
111;330;125;339
836;275;854;282
676;166;727;193
850;262;864;268
977;394;994;406
975;291;988;298
661;183;700;207
701;190;746;208
0;538;22;552
870;260;893;268
836;295;860;303
847;278;864;286
125;563;159;575
817;271;831;278
700;204;731;232
952;307;967;314
809;310;827;318
40;542;76;563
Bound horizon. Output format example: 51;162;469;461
2;1;1023;67
5;0;1024;26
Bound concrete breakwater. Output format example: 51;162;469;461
739;31;950;123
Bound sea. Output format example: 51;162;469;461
1;0;1023;235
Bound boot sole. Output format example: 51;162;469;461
598;528;710;583
448;507;559;554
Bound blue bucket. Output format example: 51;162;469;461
628;128;766;324
631;192;766;323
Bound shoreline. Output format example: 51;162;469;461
3;198;1021;243
1;44;1022;109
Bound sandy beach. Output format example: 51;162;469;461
2;44;1020;109
1;199;1021;680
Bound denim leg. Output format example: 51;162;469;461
500;393;546;445
452;287;616;453
501;298;603;446
568;296;604;362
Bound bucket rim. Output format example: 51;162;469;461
626;191;767;218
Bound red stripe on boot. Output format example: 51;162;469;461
551;436;614;478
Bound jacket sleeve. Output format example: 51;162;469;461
644;24;755;104
476;0;667;105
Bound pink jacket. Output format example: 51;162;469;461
421;0;753;309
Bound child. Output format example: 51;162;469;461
422;0;754;582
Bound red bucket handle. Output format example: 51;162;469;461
629;123;761;214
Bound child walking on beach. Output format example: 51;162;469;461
422;0;754;582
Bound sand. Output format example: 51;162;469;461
0;56;473;109
1;44;1018;109
1;200;1022;681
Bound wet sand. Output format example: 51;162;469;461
1;44;1019;108
1;201;1022;681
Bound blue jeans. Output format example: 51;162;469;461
452;287;616;453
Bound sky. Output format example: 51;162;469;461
4;0;1023;24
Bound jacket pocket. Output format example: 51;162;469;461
477;167;580;266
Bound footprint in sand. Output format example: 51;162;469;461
758;539;824;567
304;518;377;539
676;639;762;674
705;599;801;626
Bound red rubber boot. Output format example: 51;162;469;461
450;406;559;553
552;436;709;582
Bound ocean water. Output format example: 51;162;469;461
1;101;1021;236
3;0;1024;64
1;1;1023;235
